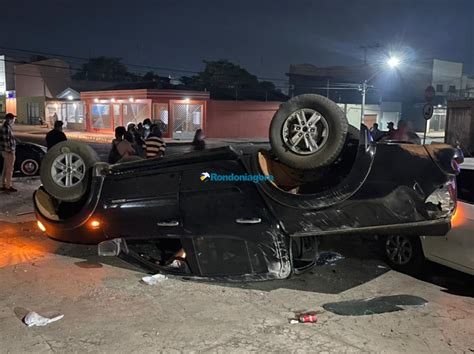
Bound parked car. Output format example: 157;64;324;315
381;158;474;275
0;141;46;176
33;95;462;281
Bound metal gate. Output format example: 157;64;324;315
172;103;203;139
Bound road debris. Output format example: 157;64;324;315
141;273;168;285
23;312;64;327
315;251;344;266
298;312;318;323
289;312;318;324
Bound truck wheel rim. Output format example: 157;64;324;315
385;235;413;265
51;152;85;188
282;108;329;155
21;159;39;175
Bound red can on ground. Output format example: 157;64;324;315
299;313;317;323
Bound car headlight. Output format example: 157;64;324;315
425;179;456;218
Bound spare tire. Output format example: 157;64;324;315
40;141;99;202
269;94;348;170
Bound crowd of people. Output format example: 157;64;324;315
369;120;421;144
108;118;205;163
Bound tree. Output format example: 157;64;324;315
181;60;287;101
142;71;161;82
73;57;139;82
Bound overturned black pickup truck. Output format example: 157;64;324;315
34;94;462;281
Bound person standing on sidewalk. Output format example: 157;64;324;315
0;113;18;192
45;120;67;150
145;124;166;158
192;129;206;151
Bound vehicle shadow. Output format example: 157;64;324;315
215;236;474;297
413;262;474;297
216;236;390;295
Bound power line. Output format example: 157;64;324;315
0;45;199;74
4;46;376;94
0;45;290;83
3;57;288;89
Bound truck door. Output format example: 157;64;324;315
179;160;290;278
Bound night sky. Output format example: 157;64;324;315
4;0;474;83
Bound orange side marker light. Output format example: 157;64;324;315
89;220;101;230
37;220;46;232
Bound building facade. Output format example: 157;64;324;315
15;58;72;124
80;89;210;139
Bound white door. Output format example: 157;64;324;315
422;164;474;274
172;102;203;140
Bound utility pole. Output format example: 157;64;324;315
360;80;367;124
42;78;47;126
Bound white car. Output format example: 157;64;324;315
382;157;474;275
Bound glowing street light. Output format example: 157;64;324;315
361;54;403;123
387;56;401;68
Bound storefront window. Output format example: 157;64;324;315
61;103;84;124
91;104;111;129
123;103;149;128
172;103;203;139
113;104;121;128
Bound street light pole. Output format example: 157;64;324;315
359;56;400;126
360;80;367;124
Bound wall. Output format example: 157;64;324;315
432;59;463;93
16;96;45;124
206;100;281;138
206;100;402;139
338;103;380;128
337;102;401;129
6;97;16;115
446;100;474;156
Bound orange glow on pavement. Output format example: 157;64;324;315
0;222;59;268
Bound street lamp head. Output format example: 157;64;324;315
387;56;400;68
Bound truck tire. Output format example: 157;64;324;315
269;94;348;170
40;141;99;202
